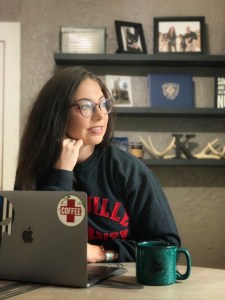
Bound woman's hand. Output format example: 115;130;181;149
54;138;83;171
87;243;106;263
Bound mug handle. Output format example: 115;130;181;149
176;248;192;280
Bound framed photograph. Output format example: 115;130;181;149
60;27;106;54
154;17;206;54
215;77;225;109
105;75;133;107
115;20;147;53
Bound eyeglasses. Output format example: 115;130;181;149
70;98;113;118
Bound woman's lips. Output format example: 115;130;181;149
88;126;104;134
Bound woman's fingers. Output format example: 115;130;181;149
54;138;83;171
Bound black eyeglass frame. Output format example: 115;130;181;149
70;98;113;118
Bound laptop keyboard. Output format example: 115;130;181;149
87;264;124;285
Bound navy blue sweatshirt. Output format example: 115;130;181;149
38;145;181;261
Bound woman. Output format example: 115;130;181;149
15;67;180;262
167;26;177;52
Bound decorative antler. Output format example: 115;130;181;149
148;135;176;158
139;136;158;158
139;135;176;159
193;139;221;159
139;135;225;160
207;143;225;158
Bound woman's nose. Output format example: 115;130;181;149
92;105;104;120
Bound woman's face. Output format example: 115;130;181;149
66;78;109;146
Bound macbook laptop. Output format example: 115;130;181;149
0;191;123;288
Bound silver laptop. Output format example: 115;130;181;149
0;191;122;288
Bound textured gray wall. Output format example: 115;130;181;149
1;0;225;269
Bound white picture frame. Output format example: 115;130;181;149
105;75;133;107
60;27;106;54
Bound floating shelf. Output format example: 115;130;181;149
54;53;225;68
114;107;225;117
143;159;225;166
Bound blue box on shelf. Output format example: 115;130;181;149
147;73;194;108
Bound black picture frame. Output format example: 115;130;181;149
154;16;206;54
115;20;147;54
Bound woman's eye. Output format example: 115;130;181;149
100;101;107;108
80;103;92;110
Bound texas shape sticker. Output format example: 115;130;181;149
57;194;85;227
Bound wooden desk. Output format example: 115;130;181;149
1;263;225;300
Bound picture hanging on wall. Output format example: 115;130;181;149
114;20;147;54
153;16;206;54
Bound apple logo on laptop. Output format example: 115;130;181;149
22;226;33;243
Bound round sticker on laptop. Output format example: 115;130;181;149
57;194;85;227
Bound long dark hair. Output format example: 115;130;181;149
15;67;114;190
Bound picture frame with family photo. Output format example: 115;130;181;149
154;16;206;54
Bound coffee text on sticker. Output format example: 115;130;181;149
60;199;82;222
57;195;85;227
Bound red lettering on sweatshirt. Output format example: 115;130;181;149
109;202;121;222
88;196;100;215
88;226;129;241
88;226;95;240
93;196;99;215
120;230;129;239
120;212;129;226
87;196;129;228
99;198;110;218
95;231;103;239
103;232;109;240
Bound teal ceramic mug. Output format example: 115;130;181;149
136;241;191;286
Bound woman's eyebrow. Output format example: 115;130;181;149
75;95;105;103
99;95;105;101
